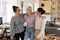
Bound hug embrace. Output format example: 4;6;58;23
10;6;46;40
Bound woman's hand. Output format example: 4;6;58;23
11;36;15;40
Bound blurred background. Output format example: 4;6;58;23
0;0;60;40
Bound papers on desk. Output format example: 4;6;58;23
0;25;3;27
46;27;60;30
0;24;10;28
49;34;55;36
57;28;60;30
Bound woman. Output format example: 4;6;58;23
35;8;46;40
24;6;35;40
10;6;24;40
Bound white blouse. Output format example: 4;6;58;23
35;15;46;38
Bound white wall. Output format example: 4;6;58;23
34;0;39;12
43;14;51;21
17;0;39;12
0;0;3;17
1;0;50;23
2;0;18;6
2;0;18;23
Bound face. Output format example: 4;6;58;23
15;8;20;15
26;8;32;15
36;10;41;16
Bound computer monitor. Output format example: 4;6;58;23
0;17;3;25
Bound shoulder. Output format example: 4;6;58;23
12;16;14;19
24;14;27;18
42;16;46;23
32;14;36;17
19;14;24;18
42;16;46;20
12;15;17;18
11;15;16;20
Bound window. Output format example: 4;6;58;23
6;3;14;23
21;1;34;13
2;1;14;23
0;0;2;17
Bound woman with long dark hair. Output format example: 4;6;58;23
35;8;46;40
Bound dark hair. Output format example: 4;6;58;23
37;8;45;14
12;6;19;12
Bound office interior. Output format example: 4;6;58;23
0;0;60;40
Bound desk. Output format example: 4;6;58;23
0;27;10;40
45;26;60;40
46;26;60;37
45;35;60;40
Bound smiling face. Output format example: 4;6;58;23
36;10;41;16
13;6;20;16
15;8;20;15
26;7;32;15
36;8;45;16
16;8;20;15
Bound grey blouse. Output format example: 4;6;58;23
10;15;24;36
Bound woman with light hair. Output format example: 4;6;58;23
24;6;35;40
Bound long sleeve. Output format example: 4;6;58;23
10;17;15;36
23;15;27;26
37;18;46;38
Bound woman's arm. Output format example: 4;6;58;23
23;15;27;26
37;18;46;38
10;17;15;37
